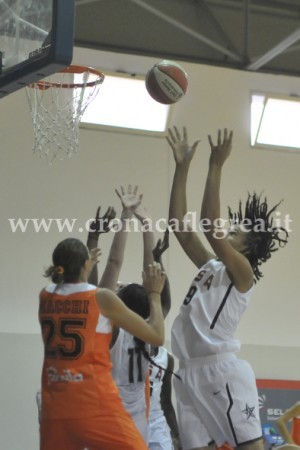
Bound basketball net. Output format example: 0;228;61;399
26;65;104;164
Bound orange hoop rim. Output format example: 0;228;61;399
28;65;105;90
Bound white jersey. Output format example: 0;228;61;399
110;327;150;416
149;346;168;421
149;347;174;450
171;259;253;359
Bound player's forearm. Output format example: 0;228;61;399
88;265;98;286
107;210;132;263
152;244;171;317
160;275;171;318
142;228;155;270
87;235;99;250
276;419;294;444
201;163;222;227
98;211;132;289
147;293;165;345
169;166;189;225
87;237;99;285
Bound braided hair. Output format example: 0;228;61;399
133;337;181;380
228;192;288;281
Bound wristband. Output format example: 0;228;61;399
148;291;161;295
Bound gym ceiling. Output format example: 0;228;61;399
74;0;300;78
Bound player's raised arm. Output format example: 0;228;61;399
201;129;253;292
152;229;171;318
167;125;214;268
276;401;300;444
99;184;142;290
87;205;116;286
134;203;155;270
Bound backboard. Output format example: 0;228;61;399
0;0;75;98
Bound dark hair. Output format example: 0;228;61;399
228;192;288;281
117;283;180;380
117;283;150;319
44;238;89;284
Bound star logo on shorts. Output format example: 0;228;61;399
242;403;256;419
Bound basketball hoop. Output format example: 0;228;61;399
26;65;104;164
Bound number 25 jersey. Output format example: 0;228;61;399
39;282;119;420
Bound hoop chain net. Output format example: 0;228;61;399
26;68;104;164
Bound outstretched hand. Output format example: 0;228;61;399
134;204;151;224
152;228;169;262
142;262;166;295
88;206;116;239
166;126;201;166
86;247;102;277
208;128;233;167
115;185;143;214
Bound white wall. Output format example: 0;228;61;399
1;47;300;450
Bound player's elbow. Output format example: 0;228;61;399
106;256;123;271
154;336;164;346
151;332;164;347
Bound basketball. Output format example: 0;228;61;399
145;60;188;105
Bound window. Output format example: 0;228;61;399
251;92;300;150
79;71;172;136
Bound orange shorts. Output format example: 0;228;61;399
40;410;148;450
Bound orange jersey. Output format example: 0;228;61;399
39;283;120;420
292;417;300;445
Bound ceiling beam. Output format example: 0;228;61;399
242;0;250;62
206;0;300;20
76;0;105;6
196;0;241;58
247;27;300;70
129;0;242;62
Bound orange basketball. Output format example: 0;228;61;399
145;60;188;105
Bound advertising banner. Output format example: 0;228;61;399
257;379;300;448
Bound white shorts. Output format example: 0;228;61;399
130;410;149;443
149;415;174;450
173;352;262;449
119;387;149;443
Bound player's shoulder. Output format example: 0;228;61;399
39;286;46;297
199;257;219;270
39;284;55;298
155;346;169;359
